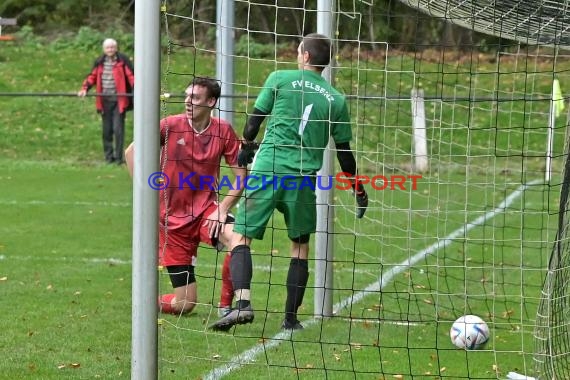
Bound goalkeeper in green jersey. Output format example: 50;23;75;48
210;33;368;331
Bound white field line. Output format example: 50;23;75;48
337;317;423;326
0;199;131;207
203;180;540;380
0;255;373;274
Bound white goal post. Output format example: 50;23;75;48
131;0;160;379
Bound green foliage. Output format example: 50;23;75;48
234;34;289;59
0;0;509;52
0;0;133;34
50;26;104;51
13;25;44;47
49;26;134;53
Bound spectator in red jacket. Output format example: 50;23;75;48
78;38;135;164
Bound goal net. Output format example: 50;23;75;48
155;1;570;378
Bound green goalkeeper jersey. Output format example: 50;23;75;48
252;69;352;175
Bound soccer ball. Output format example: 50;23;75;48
450;315;490;350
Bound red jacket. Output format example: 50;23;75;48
81;52;135;114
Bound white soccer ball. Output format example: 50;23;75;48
450;315;490;350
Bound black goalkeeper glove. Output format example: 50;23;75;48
355;188;368;219
237;141;259;167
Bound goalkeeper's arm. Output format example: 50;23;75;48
243;107;267;141
336;141;368;218
237;107;267;167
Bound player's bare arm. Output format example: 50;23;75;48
125;142;134;177
204;164;247;239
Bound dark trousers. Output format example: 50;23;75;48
101;98;126;163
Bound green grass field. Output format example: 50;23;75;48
0;40;568;379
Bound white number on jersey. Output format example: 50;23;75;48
298;103;314;136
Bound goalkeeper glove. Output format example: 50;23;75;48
350;178;368;219
354;187;368;219
237;141;259;167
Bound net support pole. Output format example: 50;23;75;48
545;80;557;183
216;0;234;126
411;88;428;173
314;0;336;318
131;0;160;378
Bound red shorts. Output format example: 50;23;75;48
158;203;218;266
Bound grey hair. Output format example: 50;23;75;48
102;38;118;48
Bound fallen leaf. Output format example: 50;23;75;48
70;363;80;368
333;353;341;361
440;367;447;372
57;364;66;369
46;285;53;290
74;291;81;296
502;310;514;318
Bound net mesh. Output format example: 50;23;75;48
154;1;570;378
401;0;570;48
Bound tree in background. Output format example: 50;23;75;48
0;0;504;52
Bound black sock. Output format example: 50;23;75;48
230;245;252;308
285;258;309;322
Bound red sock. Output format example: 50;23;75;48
220;253;234;307
159;294;176;314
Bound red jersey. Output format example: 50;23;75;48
159;114;240;229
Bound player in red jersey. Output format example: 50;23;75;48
125;77;245;315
